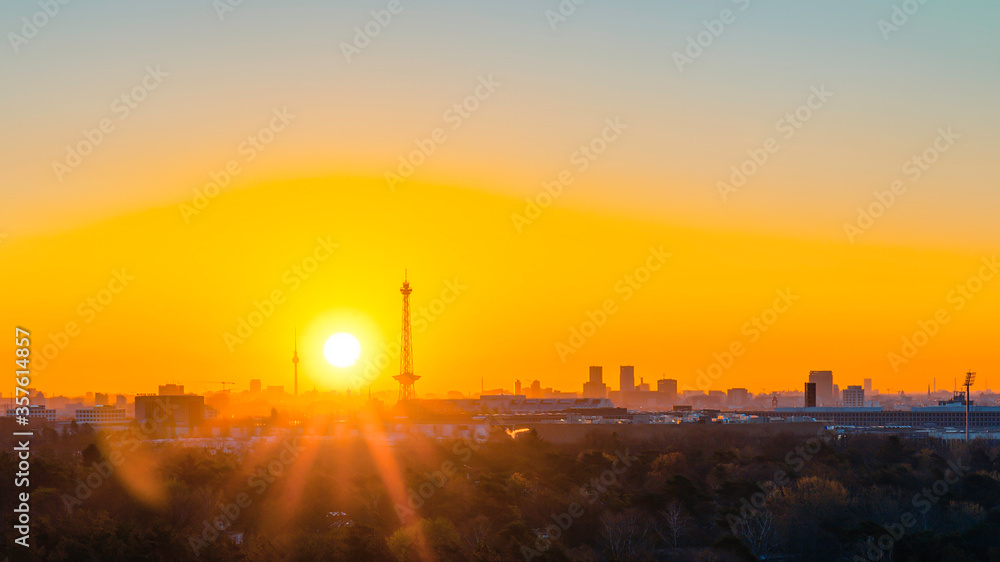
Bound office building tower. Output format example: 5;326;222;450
804;382;817;407
158;384;185;396
809;371;834;406
583;381;607;399
514;380;522;395
657;378;678;398
727;388;749;406
583;367;607;398
620;366;635;392
589;366;603;384
94;392;109;406
618;366;636;407
135;394;204;436
843;385;865;407
864;378;872;393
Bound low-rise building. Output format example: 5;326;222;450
75;405;127;425
4;404;56;422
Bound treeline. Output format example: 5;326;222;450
1;418;999;561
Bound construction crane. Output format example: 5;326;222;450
199;381;236;391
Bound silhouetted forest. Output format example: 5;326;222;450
2;418;998;561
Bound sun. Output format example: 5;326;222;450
323;333;361;368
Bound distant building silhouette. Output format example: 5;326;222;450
4;405;55;422
657;378;678;399
620;366;635;392
804;382;817;407
843;385;865;407
158;384;184;396
135;386;204;437
618;366;636;408
727;388;749;406
809;371;833;406
589;366;603;384
75;405;126;425
583;366;607;399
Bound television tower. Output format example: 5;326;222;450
394;272;419;401
292;328;299;398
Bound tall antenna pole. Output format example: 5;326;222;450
292;328;299;398
394;272;419;401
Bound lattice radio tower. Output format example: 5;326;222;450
394;272;419;401
292;328;299;398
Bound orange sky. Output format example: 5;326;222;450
2;1;998;398
3;176;998;397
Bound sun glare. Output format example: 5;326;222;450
323;332;361;368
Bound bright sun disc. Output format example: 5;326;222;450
324;333;361;368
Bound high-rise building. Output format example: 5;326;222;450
94;392;109;406
618;366;636;407
864;378;872;393
115;394;126;407
804;382;817;407
583;367;607;399
135;393;204;436
657;378;678;397
655;378;678;408
620;366;635;393
808;371;833;406
158;384;184;396
250;379;261;394
529;380;542;399
727;388;749;406
843;385;865;407
583;381;607;399
514;380;522;395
